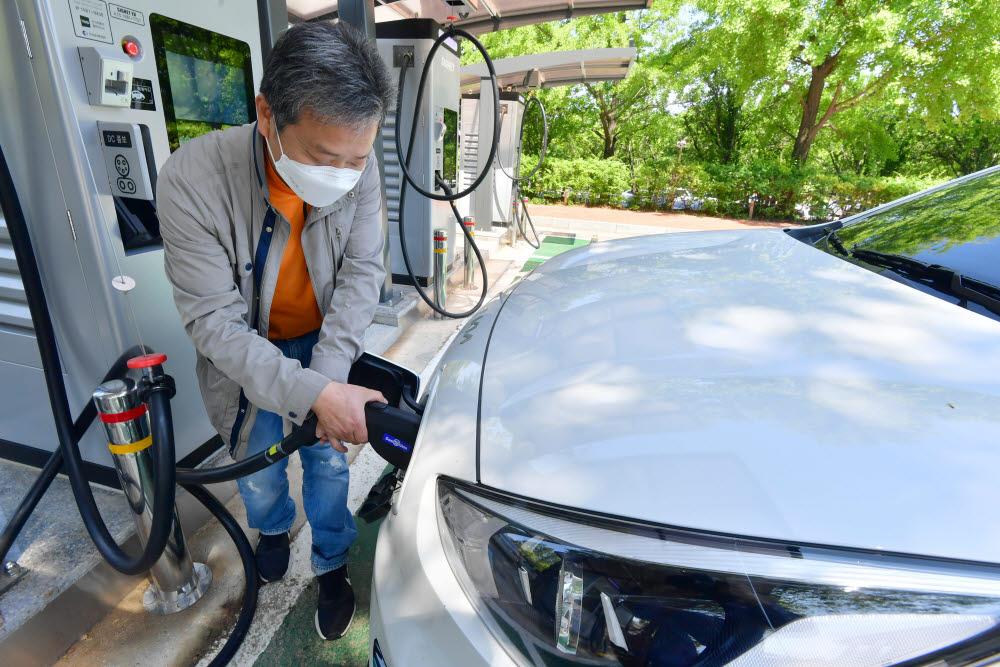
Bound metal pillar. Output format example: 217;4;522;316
339;0;398;304
433;228;447;318
473;78;497;232
256;0;287;62
92;379;211;615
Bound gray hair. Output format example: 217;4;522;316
260;21;395;131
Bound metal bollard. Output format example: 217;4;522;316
92;369;211;615
433;228;447;318
0;503;25;596
462;216;476;289
506;200;518;245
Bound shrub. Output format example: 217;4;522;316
521;155;631;199
519;155;946;220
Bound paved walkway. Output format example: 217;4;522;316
530;203;790;231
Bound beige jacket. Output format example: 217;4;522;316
157;123;385;459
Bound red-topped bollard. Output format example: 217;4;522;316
92;355;211;614
433;228;447;318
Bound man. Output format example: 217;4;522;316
157;22;394;640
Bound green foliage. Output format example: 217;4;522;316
682;73;747;165
461;0;999;219
520;155;631;195
681;0;1000;165
520;153;941;221
915;114;1000;178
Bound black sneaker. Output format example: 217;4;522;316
315;566;356;640
255;532;290;583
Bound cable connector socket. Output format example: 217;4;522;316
393;45;415;68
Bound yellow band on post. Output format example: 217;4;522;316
433;248;447;253
108;435;153;455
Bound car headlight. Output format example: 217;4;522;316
437;478;1000;666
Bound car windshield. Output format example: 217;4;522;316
809;168;1000;323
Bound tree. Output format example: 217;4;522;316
585;80;644;158
681;72;748;165
813;101;912;177
685;0;1000;166
919;114;1000;177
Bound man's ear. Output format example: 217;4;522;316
255;94;272;137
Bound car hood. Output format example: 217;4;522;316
478;230;1000;563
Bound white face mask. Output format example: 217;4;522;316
266;127;364;207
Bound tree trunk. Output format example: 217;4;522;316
587;83;619;159
791;54;839;165
601;112;617;158
603;131;617;158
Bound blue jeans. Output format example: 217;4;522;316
236;329;357;575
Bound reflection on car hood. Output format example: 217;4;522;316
479;230;1000;563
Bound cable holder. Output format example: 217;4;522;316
92;368;211;615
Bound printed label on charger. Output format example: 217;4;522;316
130;77;155;110
69;0;112;43
382;434;411;452
109;4;143;24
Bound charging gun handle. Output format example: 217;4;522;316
365;401;421;470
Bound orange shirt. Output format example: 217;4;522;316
265;157;324;340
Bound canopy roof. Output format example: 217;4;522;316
288;0;652;33
460;47;637;94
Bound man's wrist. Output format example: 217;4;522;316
287;368;330;424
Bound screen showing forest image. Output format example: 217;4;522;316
165;52;248;142
150;14;256;152
442;108;458;187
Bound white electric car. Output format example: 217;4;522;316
369;166;1000;666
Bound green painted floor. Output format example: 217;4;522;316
254;509;383;666
520;234;592;273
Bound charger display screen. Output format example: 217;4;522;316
150;14;256;152
442;107;458;187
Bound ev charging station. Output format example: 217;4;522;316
376;19;462;286
459;90;524;228
458;47;637;231
0;0;284;479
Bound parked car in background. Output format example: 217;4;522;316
369;166;1000;666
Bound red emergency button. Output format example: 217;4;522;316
127;353;167;369
122;40;140;57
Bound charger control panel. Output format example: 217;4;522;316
98;121;154;199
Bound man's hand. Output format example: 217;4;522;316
311;381;387;451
